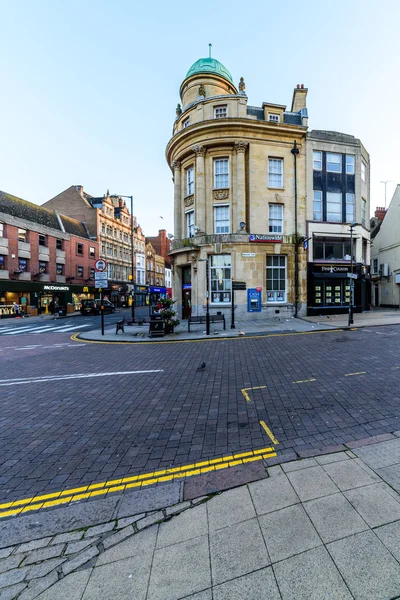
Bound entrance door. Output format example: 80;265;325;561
375;285;379;307
182;266;192;319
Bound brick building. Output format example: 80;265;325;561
146;228;172;297
0;191;98;315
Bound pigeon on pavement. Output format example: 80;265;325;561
197;361;206;371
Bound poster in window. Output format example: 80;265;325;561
315;292;321;298
326;286;332;291
315;286;321;291
326;297;332;303
277;292;284;301
335;286;340;291
345;285;350;291
223;293;230;303
267;292;274;300
334;297;341;303
315;298;321;303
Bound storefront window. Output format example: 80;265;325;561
210;255;231;304
314;280;350;306
266;256;286;302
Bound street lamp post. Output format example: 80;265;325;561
116;194;135;321
348;222;359;326
291;140;300;318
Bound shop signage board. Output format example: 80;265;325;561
232;281;247;290
249;234;282;243
95;259;107;272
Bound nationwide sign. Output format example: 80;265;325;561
249;234;282;243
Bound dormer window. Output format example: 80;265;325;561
214;105;227;119
182;118;190;128
268;113;280;123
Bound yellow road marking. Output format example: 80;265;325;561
260;421;280;445
241;385;267;402
292;378;316;384
344;372;366;377
0;450;277;518
241;389;251;402
0;446;275;514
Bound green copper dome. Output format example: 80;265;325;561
185;57;234;85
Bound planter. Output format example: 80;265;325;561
164;324;174;335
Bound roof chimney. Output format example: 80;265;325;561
375;207;387;221
291;85;308;112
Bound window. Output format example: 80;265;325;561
18;258;28;272
0;255;6;270
90;267;95;278
313;151;322;170
77;243;83;256
266;256;286;302
210;255;231;304
186;211;194;238
326;192;342;222
0;223;3;238
268;158;283;188
182;118;190;128
39;261;47;274
346;193;355;223
372;258;378;275
313;240;351;261
346;155;355;174
268;114;280;123
101;223;105;233
56;263;64;275
38;234;46;247
186;166;194;195
313;191;323;221
362;198;366;227
89;246;95;258
77;265;84;278
361;161;366;182
326;153;342;173
268;204;283;233
214;205;230;233
214;105;227;119
101;242;105;254
56;239;63;250
18;228;27;242
214;158;229;189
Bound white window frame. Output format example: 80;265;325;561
186;210;195;238
268;113;280;123
326;153;342;173
214;158;229;189
346;155;355;175
266;255;286;303
0;223;4;238
346;193;355;223
268;204;284;233
326;192;342;222
362;198;366;227
210;255;231;305
361;161;366;182
313;151;322;170
182;117;190;128
268;158;283;188
313;191;323;221
214;105;227;119
214;205;230;234
186;166;194;196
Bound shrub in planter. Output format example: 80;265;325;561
158;298;180;333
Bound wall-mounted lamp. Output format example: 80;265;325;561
240;221;246;231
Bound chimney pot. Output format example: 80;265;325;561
301;84;304;89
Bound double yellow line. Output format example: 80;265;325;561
0;446;276;519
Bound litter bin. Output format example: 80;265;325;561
58;306;67;317
148;313;165;338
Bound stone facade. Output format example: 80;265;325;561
166;57;308;320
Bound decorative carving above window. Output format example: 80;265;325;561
184;195;194;207
213;189;229;201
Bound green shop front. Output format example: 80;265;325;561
0;281;95;316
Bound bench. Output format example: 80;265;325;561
116;318;125;334
188;314;226;332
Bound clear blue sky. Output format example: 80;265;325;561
1;0;399;235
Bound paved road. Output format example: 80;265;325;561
0;306;150;336
0;325;399;504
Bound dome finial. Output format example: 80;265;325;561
209;43;212;58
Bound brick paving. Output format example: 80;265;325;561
0;326;400;503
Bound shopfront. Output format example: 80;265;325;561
0;281;95;316
307;263;370;316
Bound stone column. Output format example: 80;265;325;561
172;161;181;240
234;141;248;232
192;145;206;234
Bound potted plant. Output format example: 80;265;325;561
158;297;180;334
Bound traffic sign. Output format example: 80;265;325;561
347;273;358;280
95;271;108;290
95;259;107;272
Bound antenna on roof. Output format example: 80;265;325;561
209;43;212;58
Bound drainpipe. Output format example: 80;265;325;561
291;140;300;317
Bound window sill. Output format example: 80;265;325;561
268;187;284;191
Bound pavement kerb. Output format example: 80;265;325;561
2;433;400;599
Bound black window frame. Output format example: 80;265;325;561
76;265;84;278
77;243;84;256
56;239;63;250
38;234;47;247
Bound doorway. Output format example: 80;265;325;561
374;285;379;307
182;266;191;319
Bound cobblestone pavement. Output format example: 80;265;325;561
1;325;400;506
1;444;400;599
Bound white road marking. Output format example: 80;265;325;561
53;324;91;332
0;370;163;387
1;325;56;335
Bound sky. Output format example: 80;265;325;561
1;0;399;236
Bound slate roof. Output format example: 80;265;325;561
0;190;60;230
247;106;265;120
283;112;302;125
59;215;90;239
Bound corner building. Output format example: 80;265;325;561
166;56;308;320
